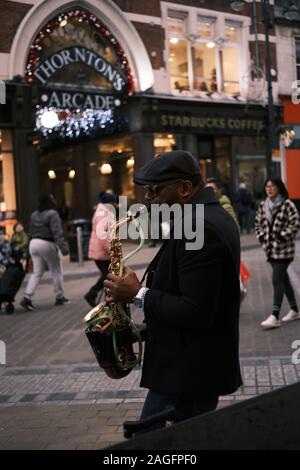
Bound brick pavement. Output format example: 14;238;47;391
0;236;300;449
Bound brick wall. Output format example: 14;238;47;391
114;0;252;16
0;1;33;53
132;22;165;69
114;0;161;16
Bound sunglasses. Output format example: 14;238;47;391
143;179;184;196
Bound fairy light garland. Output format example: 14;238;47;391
25;8;134;95
27;8;133;141
35;106;129;141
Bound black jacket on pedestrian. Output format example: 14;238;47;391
141;186;242;396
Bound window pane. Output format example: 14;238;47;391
192;44;217;92
197;16;215;38
169;39;190;91
225;20;242;41
167;11;186;34
297;65;300;80
295;38;300;64
154;133;176;153
221;46;240;94
167;17;185;35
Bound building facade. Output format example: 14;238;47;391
275;0;300;210
0;0;282;225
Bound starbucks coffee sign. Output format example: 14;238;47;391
34;47;126;92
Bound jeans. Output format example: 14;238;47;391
270;261;297;316
25;239;64;299
137;390;218;435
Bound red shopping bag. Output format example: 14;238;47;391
240;261;251;283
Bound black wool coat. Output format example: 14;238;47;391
141;187;242;396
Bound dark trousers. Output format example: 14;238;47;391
238;212;251;234
87;260;110;297
270;261;297;316
137;390;218;435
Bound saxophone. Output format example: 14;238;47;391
83;210;144;379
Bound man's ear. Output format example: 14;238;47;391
179;180;193;198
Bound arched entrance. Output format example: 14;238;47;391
10;1;154;221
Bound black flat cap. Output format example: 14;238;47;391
133;150;200;185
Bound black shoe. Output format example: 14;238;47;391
20;297;35;311
55;297;70;306
84;292;97;308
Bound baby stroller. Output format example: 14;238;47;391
0;261;26;314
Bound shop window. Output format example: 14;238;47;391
295;37;300;80
220;46;240;95
0;130;17;236
169;39;190;91
167;10;242;96
192;43;217;92
154;134;176;154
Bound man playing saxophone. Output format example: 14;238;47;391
104;150;242;432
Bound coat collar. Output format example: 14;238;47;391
187;186;220;206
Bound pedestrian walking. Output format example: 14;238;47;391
20;194;69;311
255;178;300;329
84;191;117;308
205;178;239;228
205;178;250;303
234;180;254;234
104;150;242;432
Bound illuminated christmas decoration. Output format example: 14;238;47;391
35;106;129;141
25;8;134;95
40;110;59;128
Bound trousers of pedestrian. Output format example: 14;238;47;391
270;260;297;316
87;260;110;296
25;239;64;299
136;390;218;435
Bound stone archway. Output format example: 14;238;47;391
9;0;153;92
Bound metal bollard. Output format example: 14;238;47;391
76;226;84;267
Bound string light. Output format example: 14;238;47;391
25;8;135;95
35;106;129;141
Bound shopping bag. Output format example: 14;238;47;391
240;260;251;283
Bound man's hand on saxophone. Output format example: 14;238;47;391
103;266;141;303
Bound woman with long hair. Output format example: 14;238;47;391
255;178;300;329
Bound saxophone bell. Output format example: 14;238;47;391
83;209;144;379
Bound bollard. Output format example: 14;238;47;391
76;226;84;267
0;80;5;104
